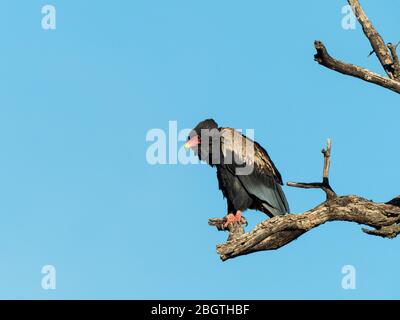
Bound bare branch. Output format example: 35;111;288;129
208;217;247;242
315;0;400;93
314;41;400;94
387;42;400;79
209;140;400;261
213;196;400;261
287;139;336;200
348;0;395;78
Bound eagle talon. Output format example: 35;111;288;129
240;216;248;227
223;211;242;229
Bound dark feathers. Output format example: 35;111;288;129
188;119;289;218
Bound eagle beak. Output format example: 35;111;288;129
184;135;200;149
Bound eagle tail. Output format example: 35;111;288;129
261;183;290;217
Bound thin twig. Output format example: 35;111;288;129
287;139;336;200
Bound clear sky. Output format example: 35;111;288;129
0;0;399;299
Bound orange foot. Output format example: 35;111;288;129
223;210;242;228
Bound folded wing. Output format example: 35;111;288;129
220;128;289;216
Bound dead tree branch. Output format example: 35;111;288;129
287;138;336;201
209;140;400;261
315;0;400;93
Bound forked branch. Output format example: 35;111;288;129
315;0;400;93
287;139;336;200
209;140;400;261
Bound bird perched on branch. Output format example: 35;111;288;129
185;119;289;228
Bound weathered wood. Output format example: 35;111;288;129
209;140;400;261
348;0;395;78
287;139;336;201
314;0;400;93
211;195;400;261
314;41;400;94
388;42;400;79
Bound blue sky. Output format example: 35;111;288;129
0;0;399;299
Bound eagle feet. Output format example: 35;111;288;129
223;211;247;229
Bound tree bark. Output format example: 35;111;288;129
209;140;400;261
314;41;400;94
314;0;400;93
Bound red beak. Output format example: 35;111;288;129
184;135;200;149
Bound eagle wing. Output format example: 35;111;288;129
220;128;289;216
